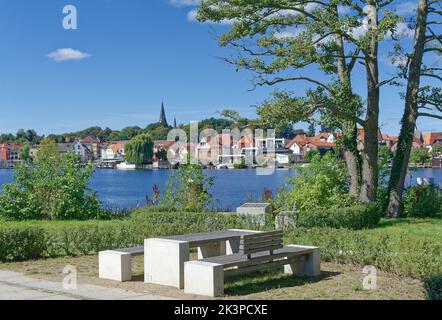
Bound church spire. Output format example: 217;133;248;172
159;100;168;127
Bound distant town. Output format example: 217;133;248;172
1;102;442;170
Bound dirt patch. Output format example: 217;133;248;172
0;255;425;300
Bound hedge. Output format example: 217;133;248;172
285;228;442;279
296;203;381;230
424;275;442;300
0;212;255;261
1;212;441;281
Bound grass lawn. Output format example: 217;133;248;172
366;218;442;242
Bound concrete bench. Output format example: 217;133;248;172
144;229;259;289
99;246;144;282
184;231;320;297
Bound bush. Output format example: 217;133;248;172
0;139;106;221
0;211;262;262
424;275;442;300
0;227;47;261
297;203;381;230
403;186;442;218
276;152;358;212
162;164;214;212
285;227;442;279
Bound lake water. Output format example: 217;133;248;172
0;168;441;211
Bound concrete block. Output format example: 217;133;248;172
287;245;321;276
144;238;189;289
99;250;132;282
236;203;272;227
184;261;224;297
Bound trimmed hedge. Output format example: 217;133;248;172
403;186;442;218
285;228;442;279
296;203;381;230
424;275;442;300
0;212;256;261
1;212;441;280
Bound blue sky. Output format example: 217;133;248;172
0;0;440;136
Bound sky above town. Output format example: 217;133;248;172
0;0;440;136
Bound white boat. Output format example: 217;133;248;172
116;162;137;170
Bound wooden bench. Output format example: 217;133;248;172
184;231;320;297
99;246;144;282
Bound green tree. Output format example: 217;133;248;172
196;0;401;202
409;148;431;165
19;143;32;162
432;145;442;155
378;145;393;165
308;123;316;137
124;134;154;165
0;139;103;220
162;164;214;212
304;149;320;163
386;0;442;217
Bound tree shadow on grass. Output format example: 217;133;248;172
224;270;339;297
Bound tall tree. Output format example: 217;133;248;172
197;0;400;200
308;122;316;137
124;133;154;165
386;0;441;216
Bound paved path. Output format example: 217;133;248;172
0;271;174;300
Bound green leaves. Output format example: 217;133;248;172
124;133;154;165
162;165;214;212
0;139;104;220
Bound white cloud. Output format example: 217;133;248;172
169;0;200;7
395;1;417;15
46;48;91;62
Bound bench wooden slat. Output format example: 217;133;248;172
201;246;314;268
224;256;306;278
239;230;283;256
239;239;282;251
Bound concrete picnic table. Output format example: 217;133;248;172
144;229;259;289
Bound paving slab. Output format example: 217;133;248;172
0;270;174;300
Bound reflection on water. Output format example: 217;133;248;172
0;168;441;211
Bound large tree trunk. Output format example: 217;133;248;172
386;0;428;217
359;4;380;203
333;6;361;195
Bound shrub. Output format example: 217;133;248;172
162;164;214;212
0;211;263;262
276;152;358;212
0;227;47;261
297;203;381;230
424;275;442;300
285;227;442;278
0;139;106;221
403;186;442;218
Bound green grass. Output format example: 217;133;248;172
366;218;442;242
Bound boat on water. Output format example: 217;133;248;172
116;162;137;170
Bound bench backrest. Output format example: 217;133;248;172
239;231;283;259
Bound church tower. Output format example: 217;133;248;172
159;100;168;127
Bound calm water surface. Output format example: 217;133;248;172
0;168;441;210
